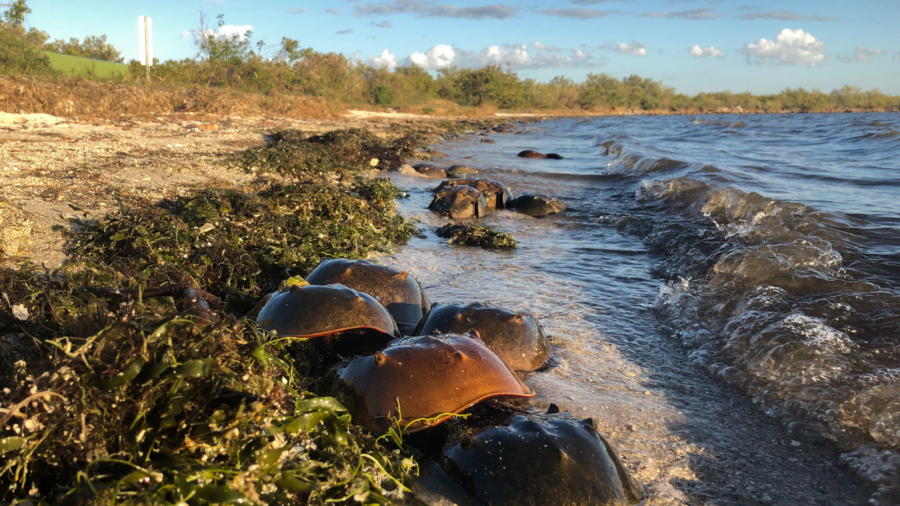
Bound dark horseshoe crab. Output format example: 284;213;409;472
442;412;645;506
446;165;479;178
336;334;534;433
415;302;550;371
429;186;490;219
413;164;448;179
305;259;430;335
509;194;567;217
256;284;399;355
517;150;564;160
433;179;514;210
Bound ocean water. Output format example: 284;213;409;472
384;113;900;503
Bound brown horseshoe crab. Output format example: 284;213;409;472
433;179;514;210
442;412;645;506
415;302;550;371
305;259;430;335
446;165;479;178
429;186;490;219
336;334;534;433
413;164;448;179
509;194;567;217
256;284;399;354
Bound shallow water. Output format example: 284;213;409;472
382;113;899;504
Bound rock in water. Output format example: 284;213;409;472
429;186;490;219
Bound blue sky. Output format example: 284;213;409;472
27;0;900;95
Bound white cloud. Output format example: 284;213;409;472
369;49;398;69
835;45;885;63
337;29;354;34
407;43;601;69
601;40;647;57
895;51;900;62
409;44;456;68
741;28;825;67
689;45;725;58
326;8;341;14
288;7;307;14
216;24;253;40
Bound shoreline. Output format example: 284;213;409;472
0;110;879;504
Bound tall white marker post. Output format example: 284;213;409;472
138;16;153;81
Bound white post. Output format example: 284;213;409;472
138;16;153;81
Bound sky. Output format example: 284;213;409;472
26;0;900;95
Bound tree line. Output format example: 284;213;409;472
2;2;898;114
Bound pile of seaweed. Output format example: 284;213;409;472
0;127;429;504
435;224;518;251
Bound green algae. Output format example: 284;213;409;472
435;224;518;251
0;126;438;505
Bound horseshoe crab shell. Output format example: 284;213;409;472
433;179;514;210
413;164;448;179
509;194;567;217
305;259;430;335
429;186;490;219
256;284;399;340
415;302;550;371
336;334;534;433
442;413;645;506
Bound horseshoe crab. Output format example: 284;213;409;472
517;150;563;160
415;302;550;371
336;334;534;433
442;412;645;506
256;284;399;354
429;186;490;219
413;164;448;179
305;259;430;335
447;165;479;178
434;179;513;210
509;194;567;217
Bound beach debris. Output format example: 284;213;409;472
435;224;518;251
442;412;645;506
336;334;534;433
509;194;567;217
415;301;550;371
429;186;490;219
305;259;431;335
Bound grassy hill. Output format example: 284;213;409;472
42;51;128;78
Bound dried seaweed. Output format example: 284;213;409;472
435;224;518;251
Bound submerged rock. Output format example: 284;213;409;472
517;150;563;160
447;165;480;177
413;164;449;178
433;179;513;209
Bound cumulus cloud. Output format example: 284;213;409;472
326;8;341;14
689;45;724;58
737;10;835;21
407;43;600;70
353;1;517;19
895;51;900;62
337;29;354;34
540;8;616;19
372;21;392;27
601;40;647;57
836;45;885;63
288;7;307;14
642;8;719;20
368;49;398;69
741;29;824;66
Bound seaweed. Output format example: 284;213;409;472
62;180;416;316
435;224;518;251
0;125;439;505
234;128;422;177
0;311;417;505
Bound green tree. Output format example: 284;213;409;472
43;34;123;62
2;0;29;26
